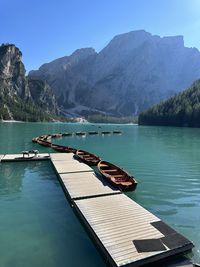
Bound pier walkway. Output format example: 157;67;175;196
0;152;194;267
50;153;194;267
0;153;49;161
50;153;121;200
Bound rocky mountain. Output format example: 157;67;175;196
138;79;200;127
0;44;58;121
29;30;200;117
30;48;97;116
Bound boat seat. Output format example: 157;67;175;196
115;178;129;182
104;169;118;172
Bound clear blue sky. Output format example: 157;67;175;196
1;0;200;72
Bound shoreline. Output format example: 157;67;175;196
0;120;138;125
1;120;24;123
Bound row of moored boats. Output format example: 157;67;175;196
32;134;137;191
33;130;122;139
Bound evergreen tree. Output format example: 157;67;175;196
138;80;200;127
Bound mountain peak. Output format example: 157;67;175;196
70;47;96;58
108;29;153;45
99;30;159;57
114;29;153;39
68;48;97;65
161;35;184;47
104;30;185;52
28;30;200;117
0;43;25;81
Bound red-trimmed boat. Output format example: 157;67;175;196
51;144;77;153
98;160;137;191
32;137;39;143
37;138;52;147
51;133;62;138
75;149;101;166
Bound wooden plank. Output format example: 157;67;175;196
50;153;74;161
94;219;161;238
51;153;121;200
96;223;163;241
51;159;93;174
78;206;156;219
75;195;158;217
59;172;121;199
74;194;193;267
48;153;194;267
2;153;50;162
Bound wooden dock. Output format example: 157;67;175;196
59;172;121;200
0;153;50;162
74;194;193;267
0;153;194;267
50;153;194;267
50;153;121;200
50;153;93;174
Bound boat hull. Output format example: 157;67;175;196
75;150;100;166
37;139;52;147
98;160;137;191
51;144;76;153
102;173;137;191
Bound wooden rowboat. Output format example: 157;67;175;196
101;131;111;134
113;130;122;134
75;132;86;136
32;137;39;143
43;135;52;141
51;133;62;138
88;131;98;135
37;138;52;147
75;149;101;166
62;132;73;136
51;144;77;153
98;160;137;191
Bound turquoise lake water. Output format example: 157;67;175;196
0;122;200;265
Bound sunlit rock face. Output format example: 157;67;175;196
0;44;30;98
0;44;58;120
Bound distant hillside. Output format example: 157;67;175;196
0;44;59;121
30;30;200;117
138;80;200;127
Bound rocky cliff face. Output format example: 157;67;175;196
30;30;200;116
0;44;58;121
27;77;58;113
0;44;30;99
30;48;97;113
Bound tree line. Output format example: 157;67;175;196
139;80;200;127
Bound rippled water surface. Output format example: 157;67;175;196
0;161;105;267
0;122;200;264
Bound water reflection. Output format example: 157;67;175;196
1;123;200;263
0;162;25;196
0;160;105;267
